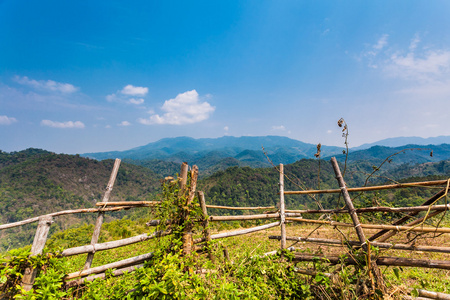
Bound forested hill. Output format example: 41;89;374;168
0;149;161;251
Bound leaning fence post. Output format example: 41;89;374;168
84;158;121;270
198;191;214;262
330;157;386;294
279;164;286;250
21;215;53;291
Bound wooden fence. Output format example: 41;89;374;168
1;158;449;297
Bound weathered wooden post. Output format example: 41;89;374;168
279;164;286;250
21;215;53;291
182;165;198;256
84;158;121;270
330;157;386;294
198;191;214;262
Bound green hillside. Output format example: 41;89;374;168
0;149;161;251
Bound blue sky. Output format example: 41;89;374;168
1;1;450;154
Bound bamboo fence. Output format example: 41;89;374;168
1;159;449;296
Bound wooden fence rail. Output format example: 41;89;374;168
1;160;448;296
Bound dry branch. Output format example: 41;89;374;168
284;179;448;195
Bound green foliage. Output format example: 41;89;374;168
0;247;70;299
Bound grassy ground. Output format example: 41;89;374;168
61;220;450;297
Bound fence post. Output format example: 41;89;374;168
84;158;121;270
182;165;198;256
330;157;386;294
279;164;286;250
21;215;53;291
198;191;214;262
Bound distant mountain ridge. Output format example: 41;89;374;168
82;136;344;174
82;135;450;176
353;135;450;150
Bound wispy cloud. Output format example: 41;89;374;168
13;76;78;93
363;34;450;83
138;90;214;125
128;98;144;105
118;121;131;126
271;125;286;131
41;120;85;129
0;115;17;125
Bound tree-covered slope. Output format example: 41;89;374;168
0;149;161;251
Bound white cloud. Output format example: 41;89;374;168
271;125;286;131
14;76;78;93
224;126;229;131
0;115;17;125
121;85;148;96
138;90;215;125
128;98;144;105
118;121;131;126
41;120;85;129
106;85;149;105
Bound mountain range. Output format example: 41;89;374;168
82;135;450;176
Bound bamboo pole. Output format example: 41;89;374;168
377;210;443;243
269;235;450;254
66;252;154;280
208;213;279;221
205;205;276;210
84;158;121;270
279;164;286;250
286;217;450;234
331;157;386;293
95;201;160;207
62;230;172;257
209;221;280;240
198;191;214;262
369;188;449;242
65;263;144;288
417;289;450;300
292;253;450;270
284;179;448;195
0;207;129;231
285;203;450;215
21;216;53;291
